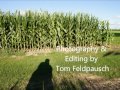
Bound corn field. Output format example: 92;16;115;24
0;10;112;50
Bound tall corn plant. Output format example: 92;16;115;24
0;10;112;50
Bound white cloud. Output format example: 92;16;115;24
110;22;120;29
113;15;120;19
109;16;120;29
110;22;120;26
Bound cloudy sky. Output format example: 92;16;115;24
0;0;120;29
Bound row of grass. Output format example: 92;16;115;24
0;51;120;89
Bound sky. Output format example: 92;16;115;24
0;0;120;29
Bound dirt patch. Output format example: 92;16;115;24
25;48;54;56
54;73;120;90
11;55;24;60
